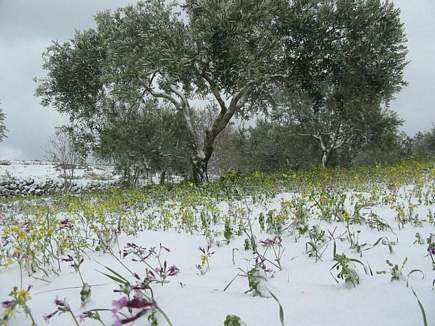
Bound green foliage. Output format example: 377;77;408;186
0;160;433;325
411;288;428;326
330;254;367;288
245;267;267;297
224;315;243;326
224;218;233;244
377;258;408;282
413;125;435;159
305;225;328;262
36;0;408;181
97;102;191;185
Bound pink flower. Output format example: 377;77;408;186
59;219;73;229
125;298;155;309
260;236;282;246
54;297;65;307
167;265;179;276
111;297;128;314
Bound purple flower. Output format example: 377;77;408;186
43;310;59;322
1;299;15;309
260;236;282;246
167;265;179;276
428;243;435;256
111;297;129;314
59;219;73;229
61;255;74;262
125;298;155;309
54;297;67;308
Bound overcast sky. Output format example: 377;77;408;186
0;0;434;160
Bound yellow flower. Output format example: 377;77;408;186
201;255;208;264
17;230;27;241
16;288;31;305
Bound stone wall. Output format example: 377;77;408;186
0;179;114;197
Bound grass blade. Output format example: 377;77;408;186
268;290;285;326
411;288;428;326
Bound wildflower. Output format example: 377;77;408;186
112;296;156;325
167;265;179;276
125;298;155;309
61;255;74;262
15;286;32;305
43;310;59;321
1;299;15;309
260;236;282;246
111;297;128;314
59;219;73;229
53;297;70;312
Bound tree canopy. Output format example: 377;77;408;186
36;0;408;181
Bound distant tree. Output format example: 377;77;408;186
413;125;435;159
207;122;248;175
0;100;7;142
273;0;407;167
47;129;84;190
239;120;319;172
351;130;409;166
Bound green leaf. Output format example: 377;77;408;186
411;288;428;326
268;290;285;326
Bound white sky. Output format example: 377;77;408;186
0;0;434;160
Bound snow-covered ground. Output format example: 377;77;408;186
0;180;434;326
0;160;117;186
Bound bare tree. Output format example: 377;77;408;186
47;129;84;190
0;100;7;142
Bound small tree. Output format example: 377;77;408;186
47;129;84;190
275;97;403;167
0;100;7;142
413;125;435;159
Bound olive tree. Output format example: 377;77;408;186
36;0;408;180
272;0;407;167
36;0;295;183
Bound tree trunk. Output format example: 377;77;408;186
159;168;167;185
191;153;209;184
153;84;247;184
321;149;332;168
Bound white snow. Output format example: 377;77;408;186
0;184;434;326
0;160;117;186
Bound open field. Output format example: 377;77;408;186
0;161;434;326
